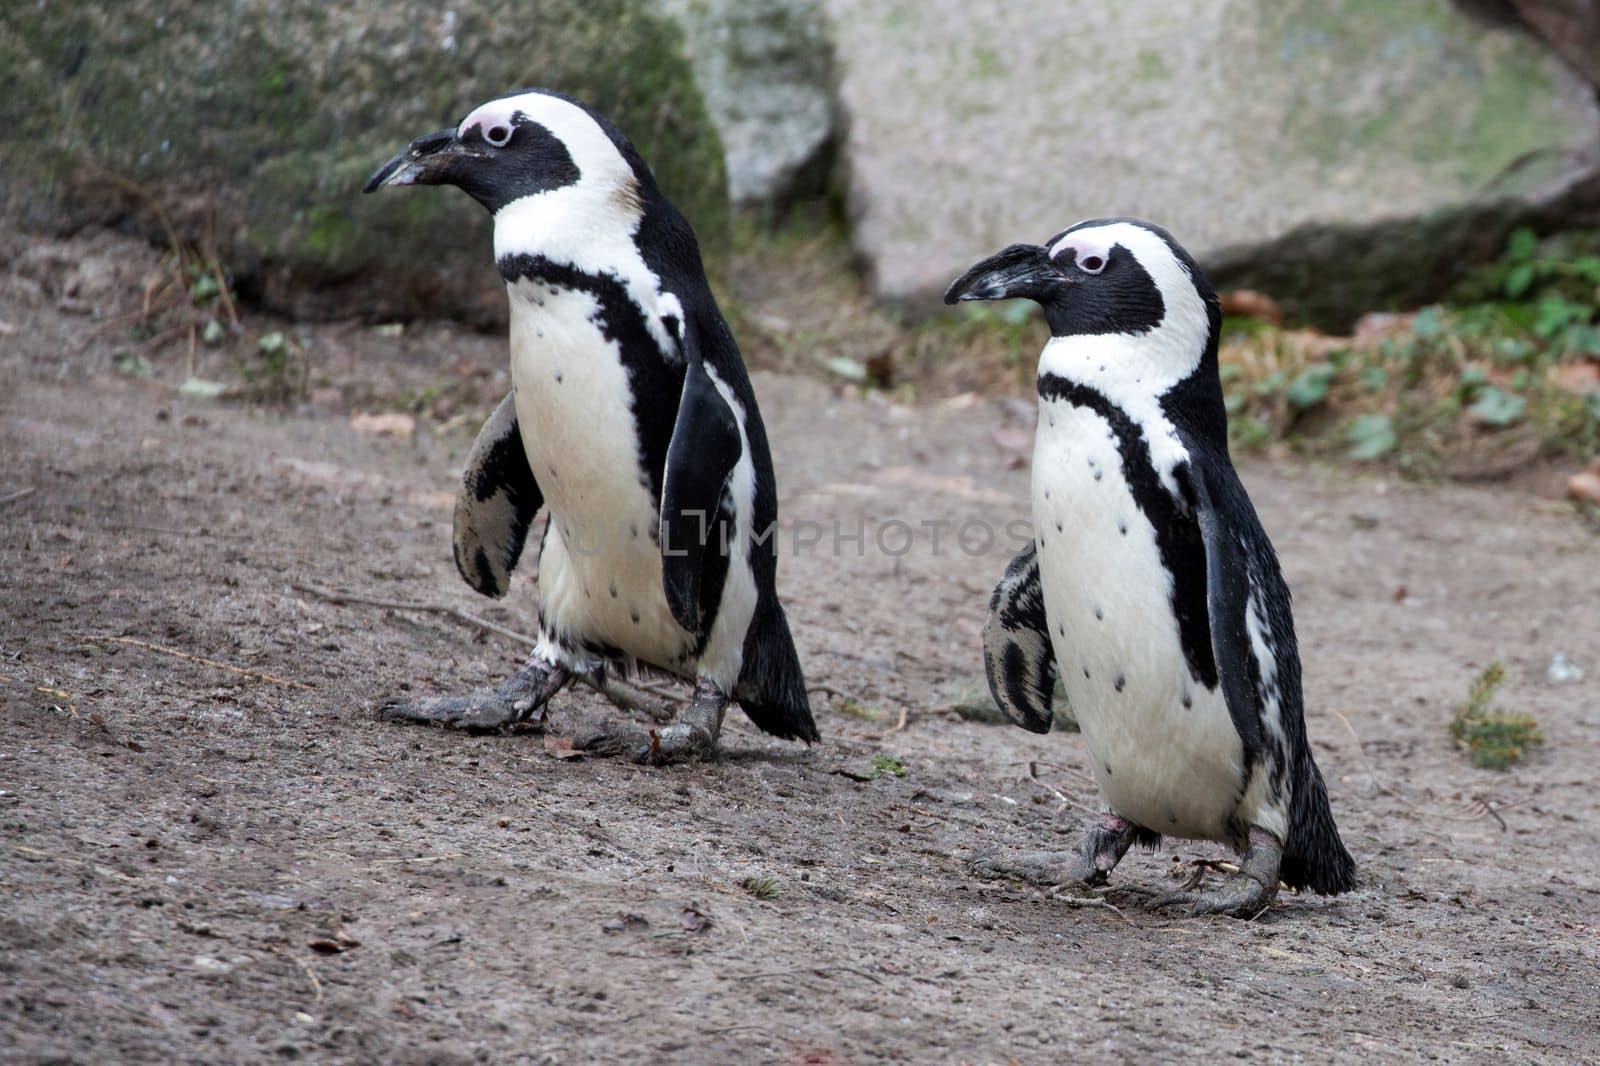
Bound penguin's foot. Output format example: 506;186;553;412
969;813;1138;887
573;678;728;765
380;656;570;733
1146;826;1281;918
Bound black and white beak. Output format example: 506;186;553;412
944;243;1061;305
363;128;479;193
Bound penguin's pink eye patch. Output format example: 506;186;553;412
1050;233;1114;276
458;103;520;147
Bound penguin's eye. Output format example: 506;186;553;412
1078;254;1106;275
484;124;512;148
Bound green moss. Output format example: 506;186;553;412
1261;0;1571;190
0;1;726;315
1450;663;1543;770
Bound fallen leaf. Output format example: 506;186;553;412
1551;362;1600;395
1568;470;1600;506
1218;289;1284;325
350;411;416;441
543;734;584;760
307;938;346;955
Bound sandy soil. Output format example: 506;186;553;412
2;232;1599;1063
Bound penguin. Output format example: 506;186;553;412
363;89;817;762
945;218;1355;915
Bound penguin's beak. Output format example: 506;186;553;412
363;128;478;193
943;244;1061;305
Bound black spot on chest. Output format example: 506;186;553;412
1038;373;1217;689
499;253;681;507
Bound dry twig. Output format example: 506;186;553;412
290;582;689;716
109;635;314;691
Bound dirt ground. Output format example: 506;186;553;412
3;230;1599;1064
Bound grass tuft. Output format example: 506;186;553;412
870;753;907;778
740;876;780;901
1450;663;1543;770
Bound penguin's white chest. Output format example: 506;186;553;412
1032;399;1244;839
506;281;691;670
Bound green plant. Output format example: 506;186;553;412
869;753;907;778
1450;663;1542;770
740;876;780;901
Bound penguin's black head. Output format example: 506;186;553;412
944;218;1218;342
364;90;644;217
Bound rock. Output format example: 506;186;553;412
1546;652;1585;684
0;2;726;324
1509;0;1600;88
1568;458;1600;504
824;0;1600;327
659;0;837;208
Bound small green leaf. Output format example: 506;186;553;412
1469;386;1526;427
178;376;228;400
189;273;220;302
113;352;154;378
1286;365;1335;410
1346;414;1397;461
1504;263;1535;299
1253;370;1287;397
1359;366;1388;392
258;331;288;357
1534;298;1586;339
824;356;867;383
1571;256;1600;285
1507;227;1537;262
201;319;226;346
1224;392;1246;415
1412;306;1445;340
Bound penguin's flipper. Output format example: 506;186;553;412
452;393;544;598
982;542;1058;733
660;334;742;637
1173;458;1265;755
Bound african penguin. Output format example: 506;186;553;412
946;219;1354;915
364;89;816;761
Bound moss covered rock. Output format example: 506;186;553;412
825;0;1600;327
0;2;727;321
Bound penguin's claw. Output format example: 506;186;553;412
1145;826;1283;918
1144;871;1277;917
380;657;569;733
970;813;1139;888
571;720;719;764
380;692;543;733
968;850;1100;887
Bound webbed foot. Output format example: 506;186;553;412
381;656;569;733
1145;826;1281;918
970;813;1140;888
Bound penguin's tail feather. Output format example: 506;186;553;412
1280;756;1357;894
734;598;818;743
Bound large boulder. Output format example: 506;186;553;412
824;0;1600;327
661;0;838;208
1509;0;1600;87
0;2;727;323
